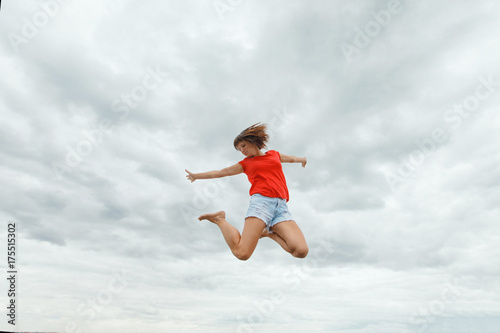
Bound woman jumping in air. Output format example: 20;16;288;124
185;123;308;261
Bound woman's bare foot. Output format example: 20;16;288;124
198;211;226;224
260;229;270;239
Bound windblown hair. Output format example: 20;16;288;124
233;122;269;150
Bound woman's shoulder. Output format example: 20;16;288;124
267;149;281;157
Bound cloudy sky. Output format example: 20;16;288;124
1;0;500;332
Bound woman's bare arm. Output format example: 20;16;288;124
279;153;307;168
185;163;244;183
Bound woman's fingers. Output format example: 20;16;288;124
185;169;195;182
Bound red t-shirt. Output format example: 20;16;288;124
238;150;289;201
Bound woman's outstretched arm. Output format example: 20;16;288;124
185;163;244;183
279;154;307;168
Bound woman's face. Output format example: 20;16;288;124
236;141;260;157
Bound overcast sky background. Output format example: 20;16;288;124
1;0;500;332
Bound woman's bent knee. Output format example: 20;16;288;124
233;249;253;261
292;246;309;258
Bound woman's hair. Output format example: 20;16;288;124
233;122;269;150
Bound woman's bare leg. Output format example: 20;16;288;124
266;220;309;258
199;211;266;260
260;229;292;253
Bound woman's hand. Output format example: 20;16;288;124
185;169;197;183
301;157;307;168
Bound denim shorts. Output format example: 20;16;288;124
245;194;293;233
